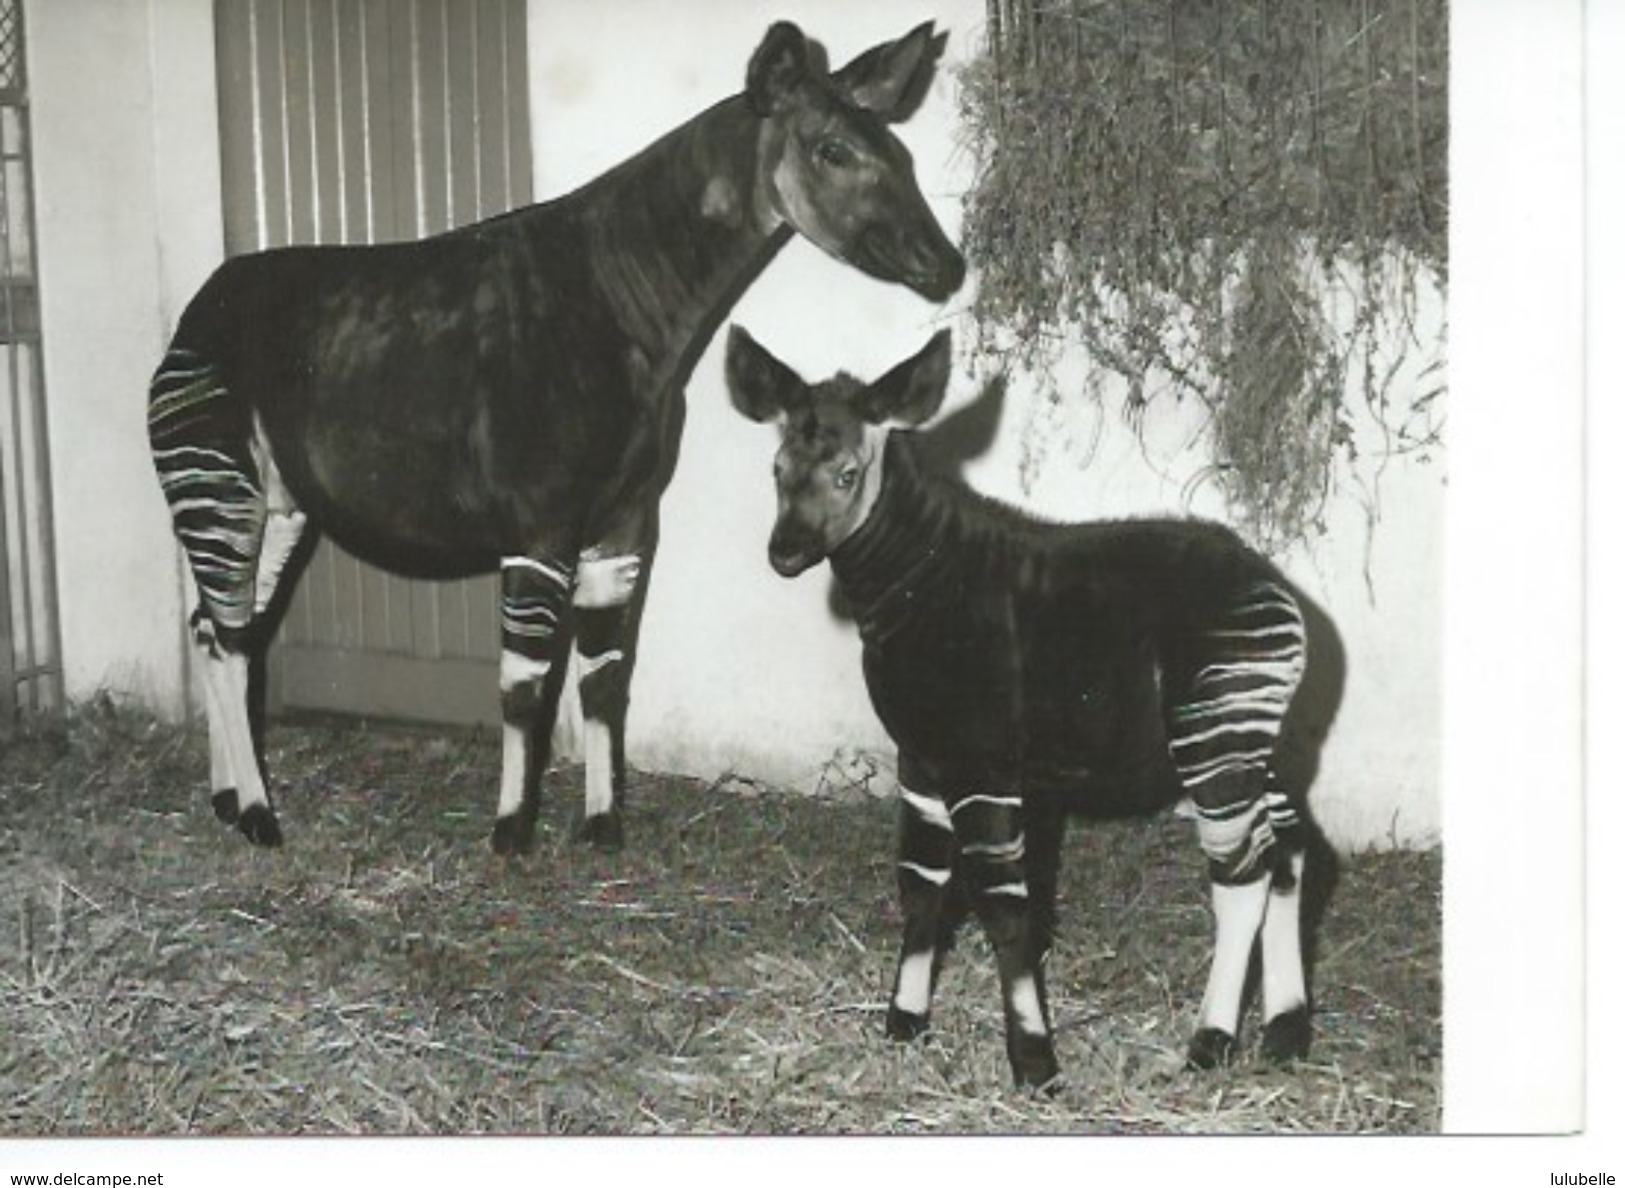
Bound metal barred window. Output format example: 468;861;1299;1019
0;0;63;722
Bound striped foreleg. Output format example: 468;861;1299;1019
492;555;574;855
948;790;1060;1090
885;785;958;1041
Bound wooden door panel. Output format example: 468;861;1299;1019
214;0;531;726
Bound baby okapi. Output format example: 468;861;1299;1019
725;326;1317;1089
149;21;962;853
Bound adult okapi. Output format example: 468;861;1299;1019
725;325;1328;1090
148;21;964;853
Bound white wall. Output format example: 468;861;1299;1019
29;0;222;717
529;0;1443;851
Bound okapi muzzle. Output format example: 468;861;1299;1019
767;493;840;578
850;212;964;304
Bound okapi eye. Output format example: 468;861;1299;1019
815;138;857;169
834;466;860;491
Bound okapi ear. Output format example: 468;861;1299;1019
832;22;947;122
858;330;954;427
746;22;810;116
725;325;805;424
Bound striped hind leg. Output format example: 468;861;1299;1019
151;350;303;846
1170;580;1309;1067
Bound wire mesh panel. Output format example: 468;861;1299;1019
214;0;531;724
0;0;63;723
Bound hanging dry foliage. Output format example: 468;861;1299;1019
958;0;1448;548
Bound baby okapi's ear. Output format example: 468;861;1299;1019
856;329;954;427
831;21;948;123
725;325;806;424
746;22;811;117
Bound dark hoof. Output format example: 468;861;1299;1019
1009;1036;1061;1092
236;803;283;848
885;1006;931;1043
490;814;535;856
1187;1027;1238;1070
574;809;624;851
212;788;240;824
1260;1006;1312;1065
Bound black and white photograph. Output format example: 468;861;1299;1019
0;0;1603;1176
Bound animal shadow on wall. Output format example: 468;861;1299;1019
815;364;1349;1053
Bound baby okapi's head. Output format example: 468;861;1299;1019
725;325;953;576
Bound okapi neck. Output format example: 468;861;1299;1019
830;435;948;644
575;97;793;365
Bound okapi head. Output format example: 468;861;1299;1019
746;22;965;303
725;324;952;576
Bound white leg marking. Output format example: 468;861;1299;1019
1260;852;1308;1019
583;719;614;819
961;835;1025;860
893;950;935;1016
899;861;951;886
253;510;307;615
499;650;552;691
577;648;625;679
948;794;1024;817
1198;876;1271;1035
573;553;641;608
981;881;1029;899
1008;974;1048;1037
901;787;952;831
496;651;552;821
496;722;528;819
501;555;571;583
198;645;265;809
202;666;232;795
189;617;235;797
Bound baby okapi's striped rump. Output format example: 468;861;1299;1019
1167;577;1307;884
